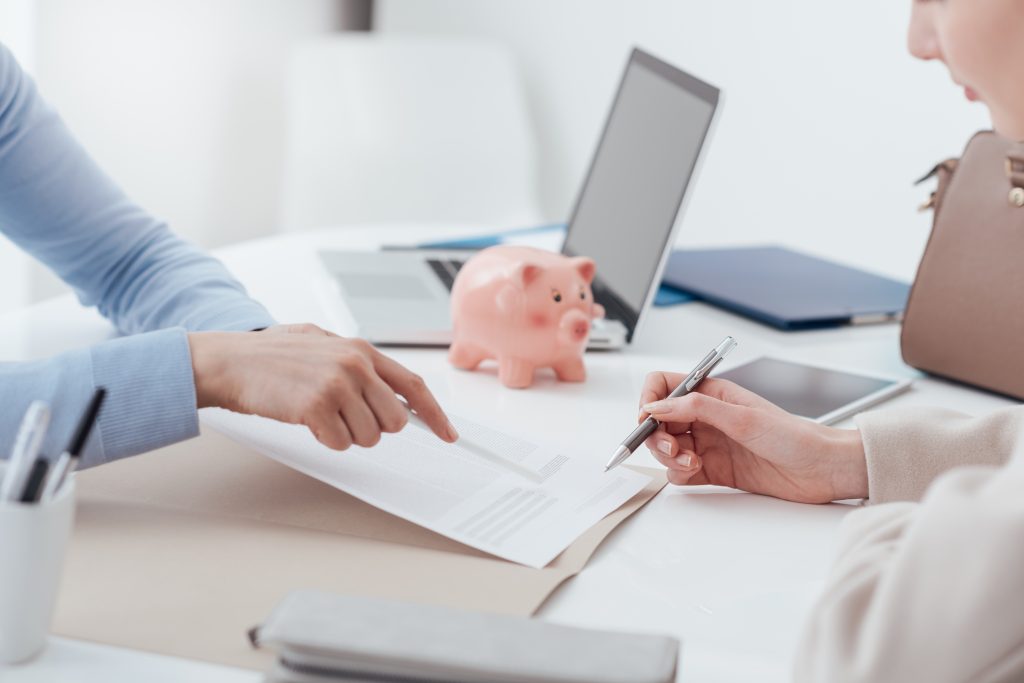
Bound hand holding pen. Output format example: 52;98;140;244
605;337;737;472
636;363;870;505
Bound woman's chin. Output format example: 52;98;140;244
990;111;1024;143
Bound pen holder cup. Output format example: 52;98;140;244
0;464;75;665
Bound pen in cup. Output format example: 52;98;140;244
41;388;106;502
0;401;51;503
604;336;737;472
19;458;50;504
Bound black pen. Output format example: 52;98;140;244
604;337;737;472
19;457;50;503
41;387;107;501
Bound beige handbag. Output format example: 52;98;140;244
901;131;1024;399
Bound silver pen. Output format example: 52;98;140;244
0;401;51;502
604;336;738;472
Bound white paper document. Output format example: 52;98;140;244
200;409;651;568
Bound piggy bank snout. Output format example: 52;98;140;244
560;309;592;343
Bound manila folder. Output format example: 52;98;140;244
52;427;666;671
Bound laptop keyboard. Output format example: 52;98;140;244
426;258;466;291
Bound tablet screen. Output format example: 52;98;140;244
715;357;900;421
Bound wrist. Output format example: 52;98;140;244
188;332;232;409
829;428;869;501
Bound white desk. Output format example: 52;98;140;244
2;225;1015;682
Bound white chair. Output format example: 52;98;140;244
280;36;543;232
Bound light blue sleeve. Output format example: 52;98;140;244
0;43;276;468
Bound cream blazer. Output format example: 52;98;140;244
794;406;1024;682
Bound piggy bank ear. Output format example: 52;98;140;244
512;263;543;288
570;257;597;285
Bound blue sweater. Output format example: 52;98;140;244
0;44;275;468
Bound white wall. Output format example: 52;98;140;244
23;0;352;300
378;0;991;281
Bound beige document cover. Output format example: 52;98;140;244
52;428;665;671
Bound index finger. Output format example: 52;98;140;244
372;352;458;443
640;371;786;420
693;378;788;415
639;371;687;413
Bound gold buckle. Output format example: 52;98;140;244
1009;187;1024;208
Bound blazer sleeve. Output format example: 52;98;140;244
794;454;1024;682
854;405;1024;504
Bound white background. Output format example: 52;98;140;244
0;1;994;312
379;0;991;280
0;0;354;309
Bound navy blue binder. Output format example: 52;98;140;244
661;246;910;330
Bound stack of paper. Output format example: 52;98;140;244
201;409;651;568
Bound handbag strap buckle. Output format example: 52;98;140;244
1005;148;1024;207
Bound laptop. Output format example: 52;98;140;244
318;47;720;348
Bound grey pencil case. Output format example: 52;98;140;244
250;591;679;683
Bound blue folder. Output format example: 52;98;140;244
661;245;910;330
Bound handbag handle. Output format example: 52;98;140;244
915;158;959;214
917;142;1024;213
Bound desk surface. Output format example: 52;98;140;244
2;225;1015;682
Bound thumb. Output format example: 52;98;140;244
642;392;766;444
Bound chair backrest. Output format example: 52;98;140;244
280;36;542;232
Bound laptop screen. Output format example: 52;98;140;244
562;49;718;341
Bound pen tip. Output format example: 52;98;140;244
603;445;630;472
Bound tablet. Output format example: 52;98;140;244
715;357;912;425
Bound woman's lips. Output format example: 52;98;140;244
965;86;980;102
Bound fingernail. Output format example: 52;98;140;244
643;401;669;414
676;454;693;468
446;423;459;441
658;439;673;456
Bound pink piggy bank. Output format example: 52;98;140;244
448;245;605;389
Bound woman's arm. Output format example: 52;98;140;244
638;373;1024;505
0;44;457;464
0;43;276;466
1;325;458;469
0;43;273;334
794;455;1024;682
